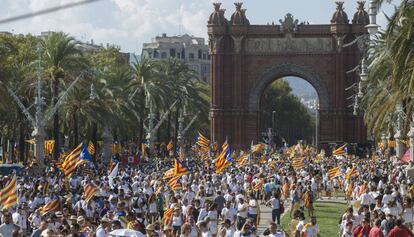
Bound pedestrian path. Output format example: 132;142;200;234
256;196;349;235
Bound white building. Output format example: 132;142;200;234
141;33;210;82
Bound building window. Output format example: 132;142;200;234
177;53;180;59
198;50;202;59
153;50;159;58
203;53;207;60
170;48;176;58
189;53;194;59
181;49;185;59
208;55;211;60
161;52;167;59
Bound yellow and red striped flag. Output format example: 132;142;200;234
0;174;17;210
163;168;174;180
167;176;182;190
174;158;188;176
215;141;232;174
163;208;174;225
236;154;249;168
167;140;173;151
292;157;305;170
61;143;87;177
345;166;358;181
328;166;341;179
196;133;210;151
44;140;55;155
84;183;98;203
39;199;60;216
88;142;95;155
253;179;264;191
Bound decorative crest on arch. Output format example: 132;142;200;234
279;13;299;33
331;1;349;24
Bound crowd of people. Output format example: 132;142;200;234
0;141;412;237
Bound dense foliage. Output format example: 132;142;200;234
260;80;315;145
0;32;209;162
362;0;414;137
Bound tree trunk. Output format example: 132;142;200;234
73;111;79;146
173;108;179;155
19;120;25;164
91;122;97;161
167;113;171;141
53;78;60;159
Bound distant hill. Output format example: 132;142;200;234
283;76;318;101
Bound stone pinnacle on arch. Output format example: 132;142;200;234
331;1;349;24
352;1;369;25
230;2;250;25
208;2;228;26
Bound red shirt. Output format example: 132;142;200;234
368;227;384;237
388;226;414;237
353;224;371;237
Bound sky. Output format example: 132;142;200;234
0;0;400;54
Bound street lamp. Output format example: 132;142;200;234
366;0;380;36
272;111;276;132
314;101;319;147
360;58;368;82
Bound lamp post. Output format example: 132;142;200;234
366;0;380;36
272;111;276;132
315;101;320;148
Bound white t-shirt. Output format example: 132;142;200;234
302;224;320;237
221;207;236;223
248;199;257;215
237;203;248;218
202;230;212;237
95;225;108;237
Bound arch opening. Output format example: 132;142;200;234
248;63;329;146
259;77;319;146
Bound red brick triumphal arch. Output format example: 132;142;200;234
208;2;368;148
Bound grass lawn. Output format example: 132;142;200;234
281;201;348;237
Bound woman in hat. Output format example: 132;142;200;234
172;207;183;236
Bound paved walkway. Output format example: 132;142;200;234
256;197;349;235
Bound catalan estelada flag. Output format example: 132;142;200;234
87;141;95;155
196;132;210;151
328;166;341;179
163;168;174;180
167;175;182;190
39;199;60;216
44;140;55;155
84;183;98;203
174;158;188;176
0;174;17;210
215;141;232;174
333;144;348;156
61;143;91;177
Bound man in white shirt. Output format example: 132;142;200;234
237;198;248;230
96;217;111;237
220;219;235;237
359;189;374;209
221;201;237;225
12;207;27;235
0;213;19;237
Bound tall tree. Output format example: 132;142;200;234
40;32;86;158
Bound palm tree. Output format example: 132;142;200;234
40;32;87;159
362;0;414;136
